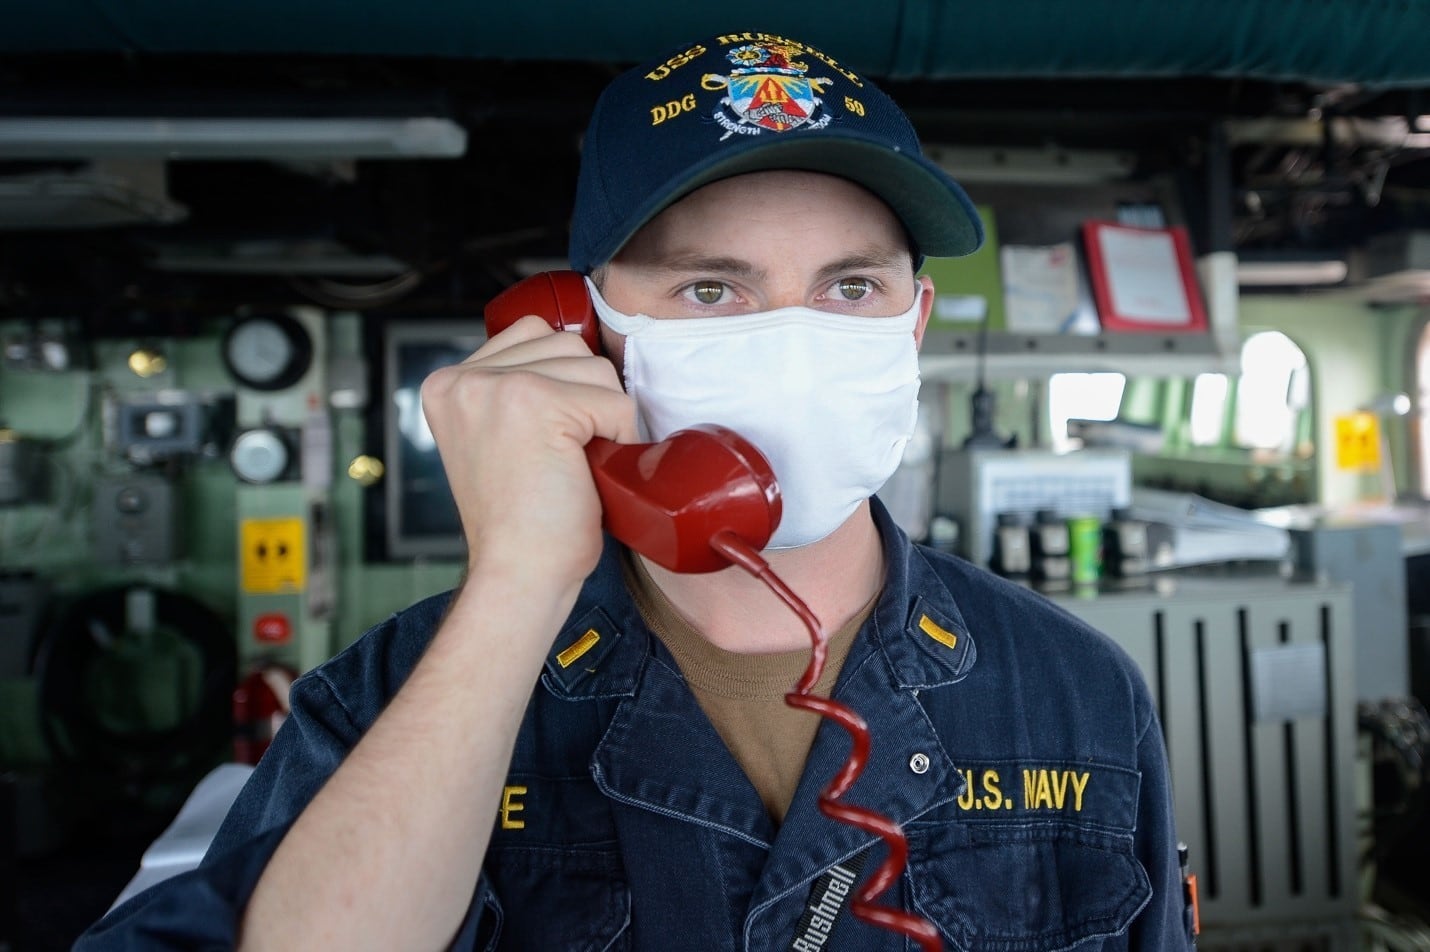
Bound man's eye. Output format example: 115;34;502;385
688;282;726;305
836;278;873;301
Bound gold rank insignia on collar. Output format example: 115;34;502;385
883;596;976;689
917;613;959;651
542;605;640;698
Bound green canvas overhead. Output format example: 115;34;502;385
2;1;1430;87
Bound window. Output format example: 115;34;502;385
1048;372;1126;453
1179;331;1309;453
1233;331;1309;452
1046;333;1310;459
1188;373;1230;446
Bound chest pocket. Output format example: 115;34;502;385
483;775;632;952
485;846;631;951
905;760;1150;952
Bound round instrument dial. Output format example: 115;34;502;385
222;315;313;391
229;428;291;484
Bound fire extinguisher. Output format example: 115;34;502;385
232;663;297;765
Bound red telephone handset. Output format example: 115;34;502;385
483;271;782;573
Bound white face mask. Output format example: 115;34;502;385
587;277;922;550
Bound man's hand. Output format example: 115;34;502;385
420;314;637;591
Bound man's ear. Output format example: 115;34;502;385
913;274;935;349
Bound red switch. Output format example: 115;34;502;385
253;612;292;644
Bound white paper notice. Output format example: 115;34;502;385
1001;243;1081;333
933;294;987;322
1097;228;1190;324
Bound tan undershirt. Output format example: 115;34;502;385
622;552;876;824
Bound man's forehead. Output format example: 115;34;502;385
612;170;910;258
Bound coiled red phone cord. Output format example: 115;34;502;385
710;531;943;952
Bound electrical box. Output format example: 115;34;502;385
1290;519;1408;702
935;448;1132;568
91;475;179;564
114;392;207;464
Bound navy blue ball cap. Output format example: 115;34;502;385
568;31;985;273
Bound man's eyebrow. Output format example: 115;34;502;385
645;254;765;280
813;250;910;284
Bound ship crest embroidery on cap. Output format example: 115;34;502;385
704;42;835;141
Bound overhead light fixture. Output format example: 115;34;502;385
1351;230;1430;303
925;144;1136;185
0;160;187;227
1229;116;1430;149
1236;257;1348;287
0;117;467;160
148;238;410;277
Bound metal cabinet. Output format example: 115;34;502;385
1056;579;1358;947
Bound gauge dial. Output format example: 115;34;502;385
222;315;313;391
229;428;291;484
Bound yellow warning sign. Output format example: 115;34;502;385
240;517;307;594
1333;412;1381;471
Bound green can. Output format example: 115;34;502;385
1067;515;1102;586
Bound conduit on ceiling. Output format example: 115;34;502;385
3;1;1430;86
